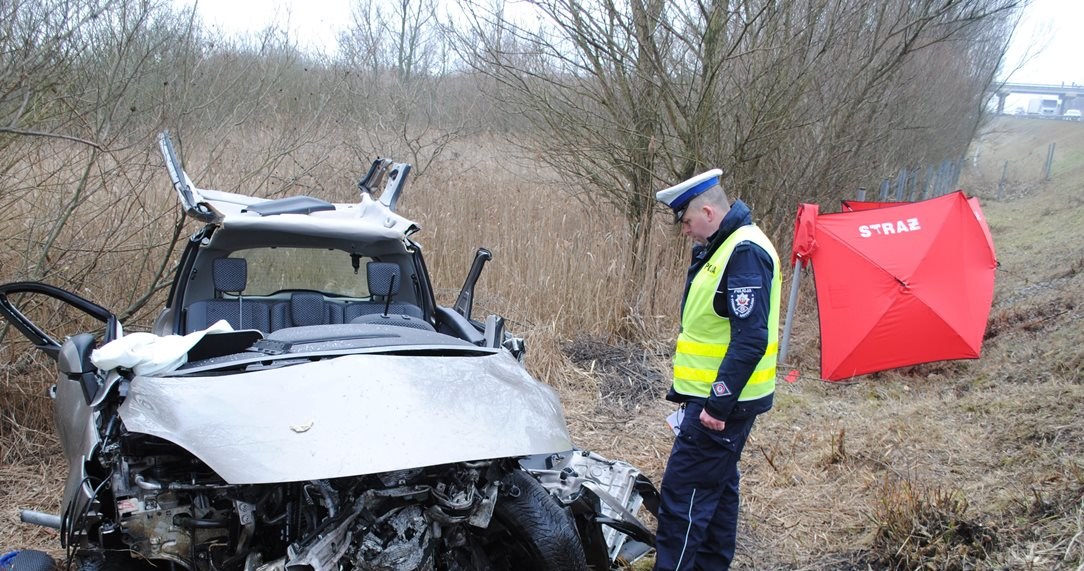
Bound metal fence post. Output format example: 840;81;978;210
933;161;943;196
879;178;890;200
922;165;933;200
942;159;953;195
997;161;1008;199
895;167;907;201
1043;143;1056;181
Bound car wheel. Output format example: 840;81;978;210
492;470;589;571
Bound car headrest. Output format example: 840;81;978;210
367;262;401;297
290;292;325;326
213;258;247;293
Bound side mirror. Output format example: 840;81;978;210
58;333;101;404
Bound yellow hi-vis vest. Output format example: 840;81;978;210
673;224;781;401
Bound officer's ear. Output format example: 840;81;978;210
703;203;722;223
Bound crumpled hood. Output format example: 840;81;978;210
119;351;573;484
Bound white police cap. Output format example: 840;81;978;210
655;169;723;222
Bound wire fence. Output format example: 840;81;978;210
857;158;965;202
859;133;1064;205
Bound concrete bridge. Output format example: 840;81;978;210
995;82;1083;114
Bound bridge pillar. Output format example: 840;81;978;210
996;93;1007;114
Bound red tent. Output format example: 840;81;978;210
840;199;898;212
790;191;997;381
842;197;996;258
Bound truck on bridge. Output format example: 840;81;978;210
1040;97;1059;116
1026;97;1061;116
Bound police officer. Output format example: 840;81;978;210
652;169;781;571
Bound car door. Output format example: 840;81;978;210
0;280;120;417
0;281;125;529
0;281;119;361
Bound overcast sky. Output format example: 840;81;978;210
182;0;1083;86
1002;0;1084;85
181;0;352;53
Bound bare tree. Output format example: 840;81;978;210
453;0;1023;283
338;0;444;82
336;0;470;175
452;0;673;290
0;0;343;331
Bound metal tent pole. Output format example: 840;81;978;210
778;258;804;365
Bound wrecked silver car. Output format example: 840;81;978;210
0;132;657;571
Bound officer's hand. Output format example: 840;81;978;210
699;408;726;431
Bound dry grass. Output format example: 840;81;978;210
0;364;66;559
869;478;998;570
2;117;1084;569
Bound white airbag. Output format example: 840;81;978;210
91;320;233;375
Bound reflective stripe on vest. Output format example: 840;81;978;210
672;224;782;401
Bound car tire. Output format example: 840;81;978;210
10;551;55;571
493;470;589;571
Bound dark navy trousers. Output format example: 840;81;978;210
653;401;757;571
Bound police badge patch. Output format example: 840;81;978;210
729;287;755;319
712;381;731;397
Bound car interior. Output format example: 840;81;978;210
183;257;431;334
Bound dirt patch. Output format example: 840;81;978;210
562;334;669;412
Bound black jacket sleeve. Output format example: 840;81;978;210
703;241;774;421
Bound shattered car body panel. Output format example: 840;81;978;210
0;131;658;571
120;351;574;484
